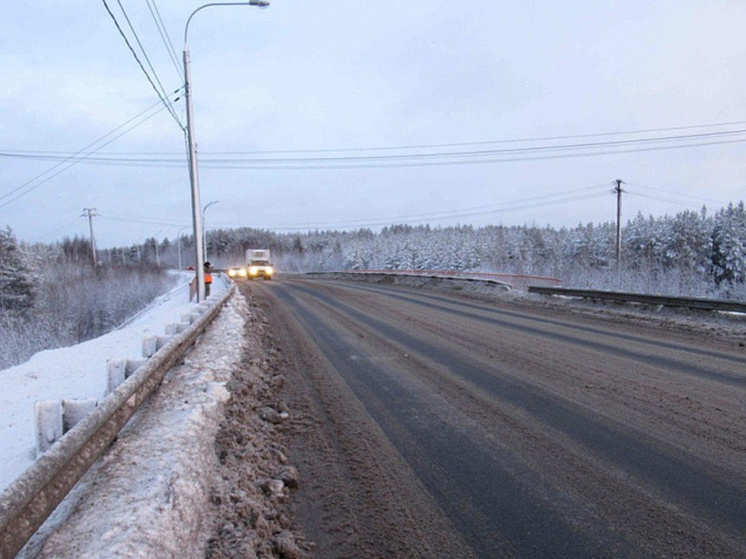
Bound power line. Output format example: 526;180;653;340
101;211;186;228
32;215;87;243
7;120;746;159
87;185;613;234
185;118;746;156
625;191;731;211
145;0;182;80
210;184;611;231
3;127;745;169
114;0;179;114
625;182;729;206
0;98;174;209
101;0;183;129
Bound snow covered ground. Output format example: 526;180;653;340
0;273;276;558
0;273;220;494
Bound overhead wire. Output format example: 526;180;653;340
0;98;176;209
211;184;611;231
625;191;713;210
32;215;88;243
13;119;746;159
89;185;613;235
145;0;183;80
101;0;184;129
3;126;745;169
624;182;728;207
193;118;746;156
102;210;186;228
113;0;183;128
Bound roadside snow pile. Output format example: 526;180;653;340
20;291;246;558
13;286;308;559
0;275;205;493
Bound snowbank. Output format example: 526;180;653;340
0;275;221;492
22;289;247;558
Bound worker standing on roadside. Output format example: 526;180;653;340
204;261;213;297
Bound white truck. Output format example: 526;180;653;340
245;249;274;280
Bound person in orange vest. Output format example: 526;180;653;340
204;261;213;297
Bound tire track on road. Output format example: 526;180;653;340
260;278;746;557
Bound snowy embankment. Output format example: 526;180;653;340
0;274;210;493
0;274;256;557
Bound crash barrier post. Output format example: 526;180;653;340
34;399;98;457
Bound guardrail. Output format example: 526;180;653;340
0;285;235;559
346;269;561;289
527;286;746;314
312;270;562;291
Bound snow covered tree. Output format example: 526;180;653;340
0;227;39;311
711;202;746;286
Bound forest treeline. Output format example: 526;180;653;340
27;201;746;297
0;227;177;367
2;202;745;366
175;202;744;298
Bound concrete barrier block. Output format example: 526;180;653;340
35;400;63;457
62;399;98;433
107;359;127;394
155;335;172;351
142;335;158;358
125;358;147;377
176;321;190;333
165;323;179;335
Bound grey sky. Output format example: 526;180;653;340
1;1;745;248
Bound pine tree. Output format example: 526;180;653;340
711;202;746;285
0;227;39;311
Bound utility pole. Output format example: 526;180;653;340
183;1;269;301
82;208;99;267
614;180;623;267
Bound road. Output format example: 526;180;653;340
239;276;746;559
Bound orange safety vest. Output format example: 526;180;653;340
204;272;212;284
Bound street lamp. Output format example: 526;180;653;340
183;0;269;301
176;225;189;270
202;200;219;262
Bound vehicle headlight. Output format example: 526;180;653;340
267;267;274;275
239;268;247;277
250;267;258;276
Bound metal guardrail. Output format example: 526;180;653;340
354;269;561;285
0;285;235;559
312;270;513;290
527;286;746;314
307;270;565;291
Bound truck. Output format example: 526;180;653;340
245;249;274;280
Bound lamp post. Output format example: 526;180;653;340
202;200;219;262
183;0;269;301
176;225;189;271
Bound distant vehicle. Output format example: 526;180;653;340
227;265;247;279
246;249;274;280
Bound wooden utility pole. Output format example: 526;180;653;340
82;208;99;267
614;180;623;267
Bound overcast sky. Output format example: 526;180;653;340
1;1;745;248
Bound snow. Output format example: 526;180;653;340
0;273;244;557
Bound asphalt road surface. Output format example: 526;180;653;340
240;276;746;559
